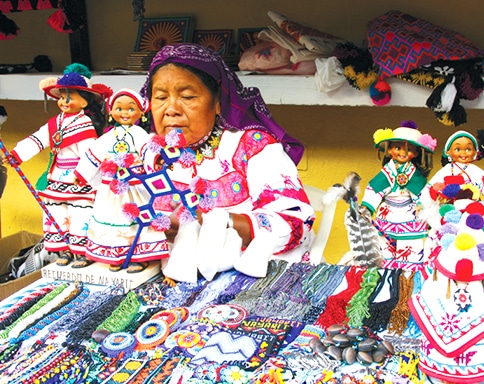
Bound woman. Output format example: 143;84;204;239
140;43;315;282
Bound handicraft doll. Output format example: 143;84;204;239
74;88;170;273
409;197;484;383
4;63;112;269
361;121;437;272
418;130;484;272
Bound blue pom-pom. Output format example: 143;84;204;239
57;72;89;88
442;184;461;199
441;233;456;250
444;209;462;224
466;213;484;230
440;222;458;235
369;79;391;106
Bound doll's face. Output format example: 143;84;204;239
388;141;417;164
446;136;477;163
57;89;88;114
110;95;143;125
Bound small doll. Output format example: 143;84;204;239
419;130;484;273
75;88;168;273
4;63;112;269
361;120;437;271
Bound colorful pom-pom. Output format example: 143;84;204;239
418;134;437;151
198;196;216;213
466;201;484;215
151;213;171;232
439;204;455;217
455;258;473;282
110;179;129;195
122;203;140;222
369;78;391;106
443;209;462;224
440;223;458;235
100;159;118;177
190;176;207;195
165;129;187;148
148;135;166;153
443;175;465;185
466;213;484;230
441;184;461;199
477;243;484;261
400;120;418;129
114;152;136;168
441;233;456;250
462;184;482;200
177;206;196;224
373;128;393;145
179;149;196;168
454;232;476;251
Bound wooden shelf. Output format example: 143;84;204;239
2;72;484;109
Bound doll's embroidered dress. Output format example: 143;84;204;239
362;159;429;271
11;111;97;255
75;124;170;266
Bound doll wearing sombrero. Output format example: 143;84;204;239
5;63;112;268
361;121;437;271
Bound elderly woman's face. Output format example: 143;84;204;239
150;64;221;146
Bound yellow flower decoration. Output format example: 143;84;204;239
373;128;394;145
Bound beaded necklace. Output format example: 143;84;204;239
252;262;314;320
346;267;382;327
314;266;365;329
230;260;288;313
188;125;223;164
363;268;402;332
96;291;141;334
113;124;133;154
51;112;85;153
216;271;258;304
387;271;416;335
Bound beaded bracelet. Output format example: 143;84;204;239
96;291;141;334
0;283;69;340
17;283;89;343
0;285;55;330
216;271;258;304
66;294;126;345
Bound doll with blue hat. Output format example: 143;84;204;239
3;63;113;269
361;120;437;272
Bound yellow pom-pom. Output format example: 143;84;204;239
373;128;394;145
462;184;482;200
454;232;476;251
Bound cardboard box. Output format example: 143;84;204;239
0;230;43;301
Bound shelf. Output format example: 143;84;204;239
1;72;484;109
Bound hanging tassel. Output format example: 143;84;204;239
36;0;54;10
47;9;71;33
16;0;32;11
446;278;451;299
35;152;54;191
426;78;457;113
0;12;19;40
0;1;13;13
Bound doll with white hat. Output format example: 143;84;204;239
361;120;437;271
409;198;484;383
3;63;112;269
74;88;170;273
419;130;484;275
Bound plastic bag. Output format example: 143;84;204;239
315;56;346;93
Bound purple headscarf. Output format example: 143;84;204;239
140;43;305;165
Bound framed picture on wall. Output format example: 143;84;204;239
236;27;264;55
192;29;233;55
134;17;193;52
